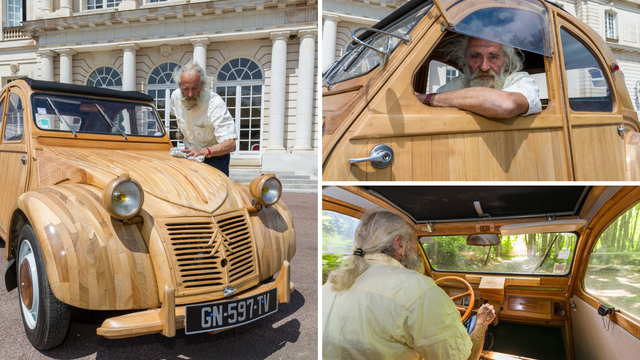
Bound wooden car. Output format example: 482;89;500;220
322;0;640;181
322;185;640;359
1;78;295;350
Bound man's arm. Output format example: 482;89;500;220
180;139;236;158
466;304;496;360
416;88;529;119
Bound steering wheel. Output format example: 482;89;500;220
434;276;475;323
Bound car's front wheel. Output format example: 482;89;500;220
17;224;70;350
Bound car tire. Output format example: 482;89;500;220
17;224;71;350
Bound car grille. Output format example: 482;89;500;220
157;210;259;297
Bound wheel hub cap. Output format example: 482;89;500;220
19;258;34;310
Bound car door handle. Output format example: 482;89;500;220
349;144;394;169
21;155;26;165
618;125;628;137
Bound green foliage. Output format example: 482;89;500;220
322;254;346;285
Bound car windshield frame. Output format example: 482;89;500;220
420;231;579;276
323;1;433;86
30;92;165;138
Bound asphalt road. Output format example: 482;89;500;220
0;192;318;360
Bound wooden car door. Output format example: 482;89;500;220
555;14;627;181
570;188;640;359
0;88;30;234
323;14;574;181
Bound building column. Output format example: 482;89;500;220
322;15;340;71
57;49;76;84
190;38;210;71
40;0;53;13
38;51;57;81
120;44;140;91
293;30;317;153
266;31;290;153
57;0;73;16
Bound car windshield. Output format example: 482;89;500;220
442;0;552;56
31;93;164;137
323;2;432;86
421;232;577;275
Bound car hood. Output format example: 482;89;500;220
38;148;232;213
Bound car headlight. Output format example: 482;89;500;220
249;173;282;207
102;174;144;220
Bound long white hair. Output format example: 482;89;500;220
327;210;414;292
442;35;524;76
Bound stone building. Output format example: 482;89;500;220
1;0;318;189
322;0;640;115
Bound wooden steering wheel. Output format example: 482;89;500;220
434;276;475;323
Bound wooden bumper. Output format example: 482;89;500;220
96;261;293;339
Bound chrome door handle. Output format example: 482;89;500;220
349;144;394;169
21;156;26;165
618;125;628;136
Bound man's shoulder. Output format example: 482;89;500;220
354;262;438;304
504;71;536;85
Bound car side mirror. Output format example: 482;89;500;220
379;35;393;71
466;233;500;246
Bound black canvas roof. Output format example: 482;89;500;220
361;186;590;223
19;78;154;103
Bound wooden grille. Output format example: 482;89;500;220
159;211;258;296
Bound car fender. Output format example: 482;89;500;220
16;184;160;310
237;185;296;281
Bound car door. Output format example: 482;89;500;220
0;87;30;234
555;14;628;181
323;5;574;181
570;187;640;359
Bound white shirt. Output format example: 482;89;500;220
169;89;237;149
323;253;473;360
436;71;542;116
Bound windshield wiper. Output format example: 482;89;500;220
94;103;127;140
530;235;559;274
46;97;77;137
478;247;492;271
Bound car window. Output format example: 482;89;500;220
31;93;164;137
560;28;613;112
4;92;24;142
0;97;5;132
322;210;361;283
584;203;640;320
421;232;577;275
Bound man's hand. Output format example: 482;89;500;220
466;304;496;360
181;148;206;158
476;303;496;325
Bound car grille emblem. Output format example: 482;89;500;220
224;286;237;297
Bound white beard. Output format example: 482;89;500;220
180;90;204;110
401;244;424;273
466;67;506;90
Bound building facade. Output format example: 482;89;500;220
322;0;640;115
1;0;318;178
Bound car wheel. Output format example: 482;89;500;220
17;224;70;350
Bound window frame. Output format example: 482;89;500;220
6;0;24;27
86;66;123;90
86;0;122;10
604;11;617;41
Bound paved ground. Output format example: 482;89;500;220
0;192;318;360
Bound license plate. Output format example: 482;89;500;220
184;288;278;334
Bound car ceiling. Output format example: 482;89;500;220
358;186;590;223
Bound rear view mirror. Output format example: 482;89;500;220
466;234;500;246
420;236;435;244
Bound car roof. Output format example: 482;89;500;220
331;186;590;223
19;77;154;103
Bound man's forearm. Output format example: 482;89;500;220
428;88;529;118
466;320;489;360
208;139;237;156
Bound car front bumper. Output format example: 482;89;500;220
96;261;293;339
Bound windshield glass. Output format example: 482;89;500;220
421;232;577;275
442;0;552;56
323;2;432;86
31;93;164;137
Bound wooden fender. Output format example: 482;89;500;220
16;184;160;310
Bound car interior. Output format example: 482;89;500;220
322;186;640;360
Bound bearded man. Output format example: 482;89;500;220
415;36;541;118
170;62;237;176
323;210;496;360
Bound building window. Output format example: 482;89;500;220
446;66;461;82
148;0;169;2
87;66;122;90
87;0;121;10
216;58;264;156
605;12;616;40
147;62;180;147
7;0;23;27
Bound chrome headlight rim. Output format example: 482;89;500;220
249;173;282;207
102;174;144;220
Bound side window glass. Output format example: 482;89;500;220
0;97;5;131
5;92;24;141
560;28;613;112
584;203;640;319
322;210;361;284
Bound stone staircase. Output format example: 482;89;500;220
229;169;318;193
